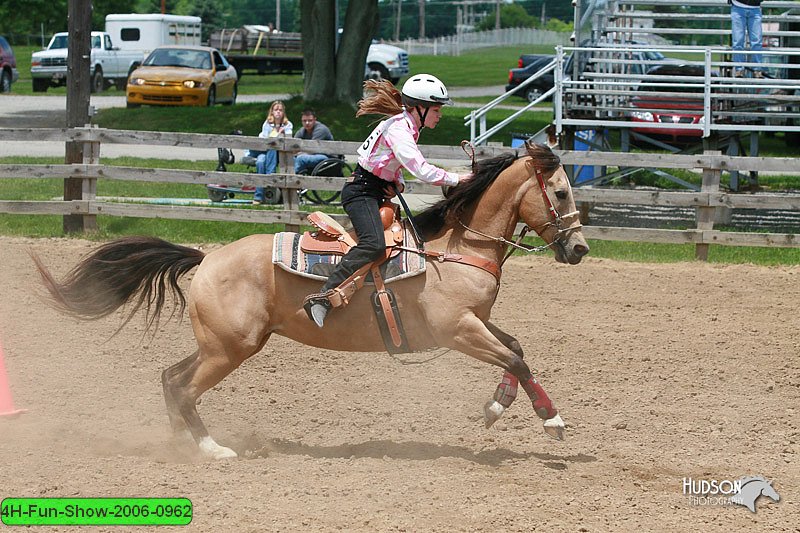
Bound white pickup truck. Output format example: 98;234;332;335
31;31;144;92
366;42;409;85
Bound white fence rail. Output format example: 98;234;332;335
390;28;570;56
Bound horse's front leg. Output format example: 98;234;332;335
483;321;523;428
446;317;564;440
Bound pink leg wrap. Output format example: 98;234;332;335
521;376;558;420
492;372;518;408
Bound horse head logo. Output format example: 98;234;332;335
730;476;780;513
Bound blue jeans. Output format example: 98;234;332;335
294;153;328;175
731;5;763;73
254;150;278;202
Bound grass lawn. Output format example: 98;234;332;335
6;44;546;96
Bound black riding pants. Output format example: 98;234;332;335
320;167;388;292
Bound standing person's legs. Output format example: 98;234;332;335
746;8;764;74
731;5;746;74
254;150;279;203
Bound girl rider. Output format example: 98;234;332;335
304;74;472;327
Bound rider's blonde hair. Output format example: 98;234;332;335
356;80;402;118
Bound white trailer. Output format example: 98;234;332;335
104;14;202;56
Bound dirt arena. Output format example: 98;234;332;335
0;236;797;532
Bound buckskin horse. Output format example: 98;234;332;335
32;142;589;460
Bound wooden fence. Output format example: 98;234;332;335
0;127;799;259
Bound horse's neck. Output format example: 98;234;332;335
437;170;523;262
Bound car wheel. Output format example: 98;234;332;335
0;71;10;93
32;78;48;92
368;63;390;82
223;84;237;106
91;68;104;93
207;86;216;106
526;87;543;103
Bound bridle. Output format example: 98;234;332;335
458;166;582;266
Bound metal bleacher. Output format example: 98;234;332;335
467;0;800;156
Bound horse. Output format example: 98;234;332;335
730;476;781;512
31;142;589;460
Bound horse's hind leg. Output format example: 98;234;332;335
162;341;266;460
162;351;199;438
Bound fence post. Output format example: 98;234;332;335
279;149;301;233
79;127;99;231
695;150;721;261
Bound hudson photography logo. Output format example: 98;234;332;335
682;476;781;513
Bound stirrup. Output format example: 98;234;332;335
303;292;333;323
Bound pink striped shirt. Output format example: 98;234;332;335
356;110;460;187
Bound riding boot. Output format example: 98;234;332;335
303;291;333;327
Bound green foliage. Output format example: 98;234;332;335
476;3;538;31
544;18;572;32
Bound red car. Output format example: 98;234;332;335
629;65;714;145
0;36;19;93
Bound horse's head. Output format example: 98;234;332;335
761;480;781;502
518;142;589;265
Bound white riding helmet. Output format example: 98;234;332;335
401;74;453;106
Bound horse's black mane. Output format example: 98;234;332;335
415;142;560;240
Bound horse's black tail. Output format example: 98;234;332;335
31;236;205;334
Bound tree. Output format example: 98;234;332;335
300;0;378;105
182;0;225;42
476;3;537;31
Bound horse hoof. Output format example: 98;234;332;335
543;414;565;441
199;436;239;460
483;400;505;429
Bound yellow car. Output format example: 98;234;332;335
126;45;237;107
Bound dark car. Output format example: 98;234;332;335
628;64;717;145
505;44;678;103
517;53;552;69
0;36;19;93
505;55;562;103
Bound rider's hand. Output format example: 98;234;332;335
458;173;473;184
384;182;403;198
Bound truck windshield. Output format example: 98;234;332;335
49;35;68;49
48;34;101;49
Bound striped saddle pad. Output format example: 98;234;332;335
272;223;426;284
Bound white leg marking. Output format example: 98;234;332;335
483;400;505;429
543;413;565;441
198;436;238;460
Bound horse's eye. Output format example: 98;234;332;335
555;189;568;200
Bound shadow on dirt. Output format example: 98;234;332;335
238;435;597;469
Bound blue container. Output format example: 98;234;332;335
574;129;598;184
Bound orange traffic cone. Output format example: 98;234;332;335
0;335;27;418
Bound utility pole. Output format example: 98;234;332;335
64;0;94;233
394;0;402;41
276;0;281;31
418;0;425;39
495;0;501;30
